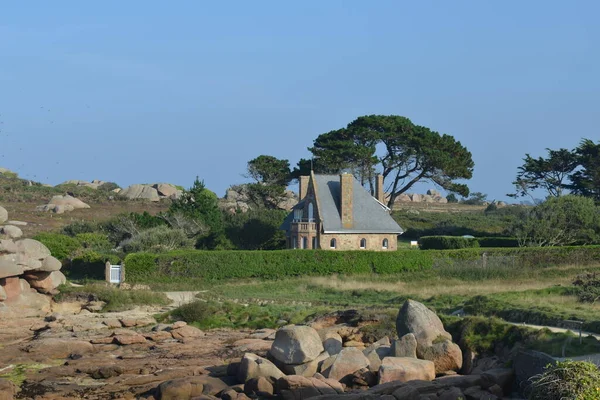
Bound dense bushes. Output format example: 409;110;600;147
63;251;121;280
573;272;600;303
33;232;81;261
476;237;519;248
393;206;526;239
419;236;479;250
123;246;600;284
419;235;519;249
124;250;435;282
529;360;600;400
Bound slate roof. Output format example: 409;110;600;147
281;174;403;234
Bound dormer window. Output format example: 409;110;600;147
294;208;303;221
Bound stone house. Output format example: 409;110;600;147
280;172;403;250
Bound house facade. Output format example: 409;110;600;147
281;172;403;251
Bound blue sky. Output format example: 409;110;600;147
1;1;598;201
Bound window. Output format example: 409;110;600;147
308;202;314;221
360;238;367;249
312;237;317;249
294;208;303;221
292;236;297;249
302;237;308;249
330;238;336;249
382;238;389;249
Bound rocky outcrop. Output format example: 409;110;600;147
389;189;449;205
378;357;436;384
0;206;7;224
0;206;65;316
60;179;109;189
238;353;285;382
36;194;90;214
220;184;298;213
270;325;325;365
396;299;462;374
119;183;182;201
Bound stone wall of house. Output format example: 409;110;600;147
319;233;398;251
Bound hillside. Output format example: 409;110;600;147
0;172;170;237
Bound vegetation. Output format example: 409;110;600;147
165;300;321;330
573;272;600;304
392;206;525;239
529;360;600;400
223;208;287;250
292;115;474;207
123;246;600;284
419;236;479;250
510;138;600;201
54;283;170;312
512;195;600;246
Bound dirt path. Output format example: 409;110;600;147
511;322;600;341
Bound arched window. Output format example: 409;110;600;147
330;238;336;249
382;238;389;249
302;237;308;249
360;238;367;249
308;202;314;221
294;208;303;221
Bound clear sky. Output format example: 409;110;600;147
1;1;598;201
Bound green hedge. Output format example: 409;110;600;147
123;246;600;283
419;236;480;250
34;233;81;261
63;251;121;280
477;237;519;248
124;250;435;282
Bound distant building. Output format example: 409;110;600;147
280;172;403;250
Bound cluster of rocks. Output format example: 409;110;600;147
219;300;515;400
36;194;91;214
394;189;449;204
0;205;66;316
0;294;543;399
60;179;111;190
117;183;183;202
220;184;298;214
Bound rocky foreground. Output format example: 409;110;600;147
0;294;548;400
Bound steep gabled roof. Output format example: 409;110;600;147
280;174;403;234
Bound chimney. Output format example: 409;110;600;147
340;173;354;229
375;174;385;204
299;176;309;201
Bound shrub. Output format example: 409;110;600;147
33;232;81;261
124;249;434;283
476;237;519;248
573;272;600;303
97;182;120;192
63;250;121;280
75;233;112;251
419;236;480;250
61;221;101;236
167;300;317;329
529;360;600;400
123;246;600;284
121;226;194;253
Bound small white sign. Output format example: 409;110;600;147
410;241;418;247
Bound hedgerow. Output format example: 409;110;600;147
123;246;600;283
419;236;479;250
